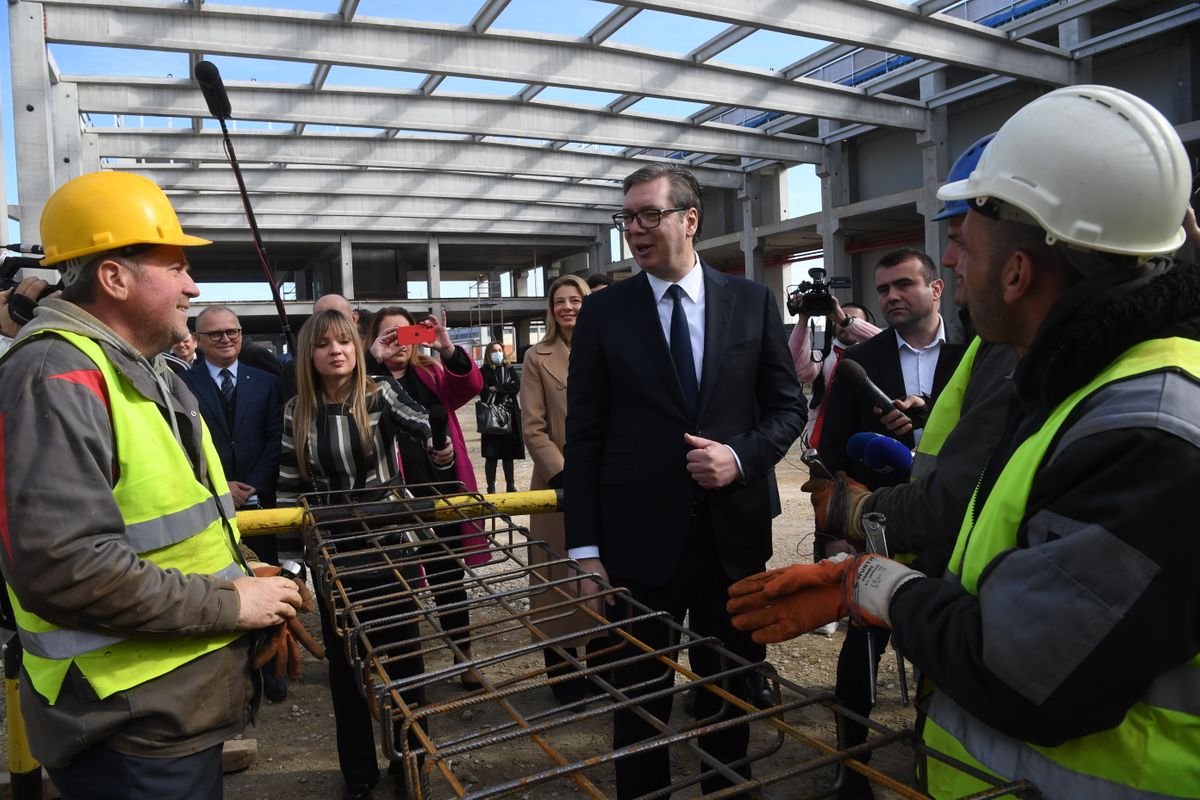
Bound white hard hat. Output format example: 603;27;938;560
938;85;1189;259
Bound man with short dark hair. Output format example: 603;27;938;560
585;273;611;291
565;162;805;798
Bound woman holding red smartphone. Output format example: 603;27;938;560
368;307;490;686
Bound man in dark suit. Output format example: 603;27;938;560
181;306;284;562
814;248;964;800
818;248;965;490
564;164;805;797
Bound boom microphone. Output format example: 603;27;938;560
430;406;448;451
194;60;232;121
836;359;896;413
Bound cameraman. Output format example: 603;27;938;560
0;275;53;356
788;295;879;448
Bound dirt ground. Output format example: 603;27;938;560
1;435;921;799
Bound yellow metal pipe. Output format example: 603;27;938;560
236;489;562;537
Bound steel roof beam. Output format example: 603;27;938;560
91;131;746;188
129;166;624;206
72;78;823;163
175;211;599;237
41;1;925;130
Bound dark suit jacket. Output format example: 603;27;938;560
564;263;806;586
818;325;965;490
181;362;284;506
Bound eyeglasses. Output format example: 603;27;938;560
197;328;242;342
612;207;688;232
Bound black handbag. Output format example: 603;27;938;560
475;394;512;436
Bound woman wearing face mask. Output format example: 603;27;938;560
278;310;452;800
367;306;490;690
521;274;604;704
478;341;525;494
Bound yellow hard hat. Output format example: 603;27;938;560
39;171;211;267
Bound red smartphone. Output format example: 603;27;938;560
395;324;436;345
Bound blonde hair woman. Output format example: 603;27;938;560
278;310;451;800
520;274;599;704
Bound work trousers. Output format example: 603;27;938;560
608;511;759;799
317;571;428;790
48;742;222;800
834;624;890;799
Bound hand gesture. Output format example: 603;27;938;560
683;433;740;489
427;310;455;360
370;325;406;364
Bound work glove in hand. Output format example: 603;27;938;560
726;553;921;644
801;472;871;542
250;564;324;679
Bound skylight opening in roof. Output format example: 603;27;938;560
84;116;199;130
324;66;426;90
623;97;712;119
491;0;616;37
201;119;294;132
203;0;339;11
560;143;627;155
354;0;480;25
201;54;316;84
713;30;827;72
301;123;388;135
480;135;558;148
534;86;624;108
436;76;528;96
50;44;188;78
603;10;729;54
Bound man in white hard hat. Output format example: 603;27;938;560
727;85;1200;797
0;171;304;798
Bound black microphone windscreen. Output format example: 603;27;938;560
836;359;895;412
194;60;232;120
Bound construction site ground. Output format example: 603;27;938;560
0;435;920;799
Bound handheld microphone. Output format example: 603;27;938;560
836;359;896;414
863;435;913;479
194;60;232;120
847;431;880;464
429;406;448;451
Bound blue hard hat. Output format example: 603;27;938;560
933;133;996;221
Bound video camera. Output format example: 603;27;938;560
786;267;851;317
0;244;57;327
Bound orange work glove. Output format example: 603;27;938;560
727;554;921;644
250;564;325;679
801;472;871;541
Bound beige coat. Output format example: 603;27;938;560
521;337;596;644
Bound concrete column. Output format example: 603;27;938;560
80;131;100;174
427;235;442;316
590;231;612;275
339;233;354;299
817;133;851;295
515;318;533;356
10;2;56;243
51;81;83;185
1060;17;1092;83
919;72;949;268
739;172;763;284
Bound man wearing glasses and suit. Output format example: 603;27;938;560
181;306;283;562
565;163;805;798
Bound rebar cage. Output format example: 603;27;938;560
299;482;1038;799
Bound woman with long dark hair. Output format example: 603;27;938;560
367;306;490;688
278;310;451;800
479;340;525;493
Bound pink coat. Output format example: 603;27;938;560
410;352;491;567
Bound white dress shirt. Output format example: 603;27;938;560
645;258;704;386
894;317;946;444
205;358;240;388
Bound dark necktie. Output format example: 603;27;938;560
667;285;700;419
219;368;235;422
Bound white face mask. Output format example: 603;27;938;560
489;351;504;365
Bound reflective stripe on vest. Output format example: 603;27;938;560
5;330;246;703
910;336;981;482
925;337;1200;798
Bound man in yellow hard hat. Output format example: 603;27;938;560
0;171;303;799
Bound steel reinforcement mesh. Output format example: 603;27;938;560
300;483;1038;800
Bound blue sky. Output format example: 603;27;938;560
4;0;830;294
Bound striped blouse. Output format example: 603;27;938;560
277;378;431;506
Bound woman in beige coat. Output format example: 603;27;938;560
521;273;598;704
